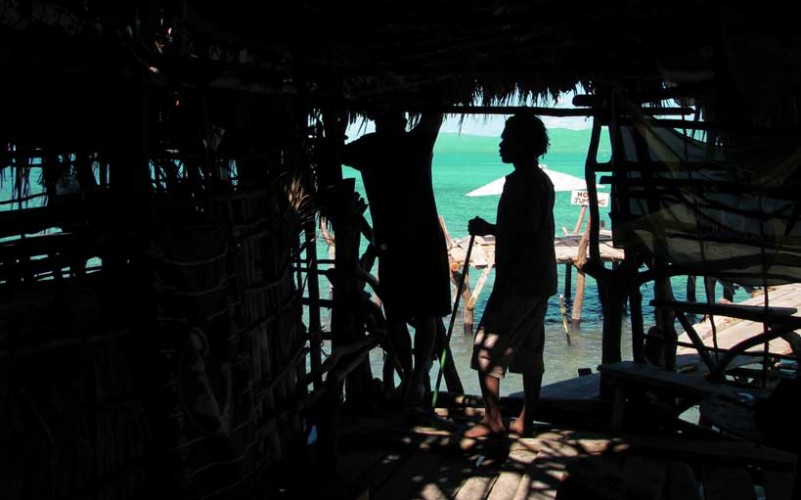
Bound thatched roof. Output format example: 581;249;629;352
3;1;801;127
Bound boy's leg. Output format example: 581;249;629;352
434;318;464;395
386;318;413;401
406;316;437;406
509;372;542;436
464;372;505;437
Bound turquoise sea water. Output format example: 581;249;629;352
332;128;751;395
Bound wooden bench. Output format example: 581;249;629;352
560;434;797;500
597;360;798;499
597;360;760;434
651;299;799;324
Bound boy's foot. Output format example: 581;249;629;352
463;421;505;439
507;418;527;436
402;382;429;408
508;419;542;437
402;404;438;425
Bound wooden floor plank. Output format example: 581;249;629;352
454;473;499;500
324;407;798;500
415;451;488;500
371;451;449;500
486;449;539;500
515;450;573;499
350;450;412;499
336;448;391;486
453;451;508;500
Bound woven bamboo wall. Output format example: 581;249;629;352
1;265;151;498
1;107;314;499
150;181;309;498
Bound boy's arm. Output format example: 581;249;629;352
412;111;444;147
340;139;363;171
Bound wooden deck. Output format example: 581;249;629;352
263;400;797;500
675;283;801;373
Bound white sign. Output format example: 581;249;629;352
571;190;609;207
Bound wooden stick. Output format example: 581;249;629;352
432;234;475;408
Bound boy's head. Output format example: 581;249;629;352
499;112;549;163
372;106;407;135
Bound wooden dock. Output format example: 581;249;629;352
675;283;801;373
446;230;624;326
447;232;624;270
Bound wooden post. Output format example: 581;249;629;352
571;224;591;328
435;321;464;395
305;218;324;390
450;265;474;335
571;271;586;328
627;258;646;363
573;204;588;235
461;277;473;335
467;249;494;311
655;275;678;371
563;263;572;305
329;180;372;399
598;92;642;370
316;107;371;466
440;217;475;336
687;275;697;303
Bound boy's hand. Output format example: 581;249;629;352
468;217;493;236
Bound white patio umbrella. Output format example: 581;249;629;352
465;164;587;196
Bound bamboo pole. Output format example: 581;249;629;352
432;234;475;408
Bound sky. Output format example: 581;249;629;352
440;113;593;136
345;90;593;139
